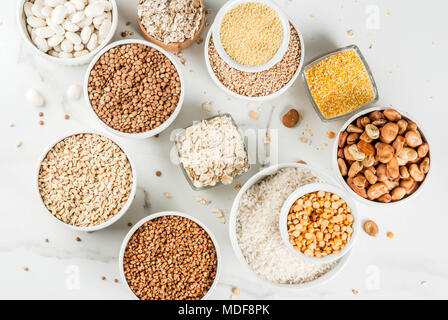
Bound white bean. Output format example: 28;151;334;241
48;34;64;47
31;3;45;18
61;38;73;52
26;88;45;107
71;0;85;11
86;33;97;51
74;50;89;58
96;0;112;11
71;11;85;24
48;50;59;57
33;37;49;52
66;84;82;100
93;13;107;29
66;31;82;45
51;5;67;25
74;43;84;51
98;19;111;41
51;23;66;36
78;16;92;28
64;2;76;15
62;19;79;32
85;3;104;18
80;25;93;44
27;16;46;28
53;44;62;52
59;52;73;58
24;2;33;17
41;6;53;18
35;26;55;38
45;0;65;7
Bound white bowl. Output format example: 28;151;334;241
212;0;290;73
228;162;352;290
83;39;185;139
332;106;432;207
17;0;118;66
35;130;137;232
205;19;304;102
119;211;221;300
279;182;359;264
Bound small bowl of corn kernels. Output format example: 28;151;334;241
279;183;360;264
302;45;379;122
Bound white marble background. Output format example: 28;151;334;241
0;0;447;299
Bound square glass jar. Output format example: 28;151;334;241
301;44;379;122
174;113;250;191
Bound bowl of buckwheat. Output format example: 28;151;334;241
119;211;221;300
35;131;137;232
279;183;359;264
84;39;184;139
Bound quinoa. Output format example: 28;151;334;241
208;24;301;97
236;167;338;284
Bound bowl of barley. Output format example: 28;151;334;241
35;131;137;231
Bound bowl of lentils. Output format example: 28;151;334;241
119;211;221;300
36;131;136;231
84;39;184;138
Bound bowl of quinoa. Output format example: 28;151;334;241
229;163;352;289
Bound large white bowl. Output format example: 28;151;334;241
212;0;290;73
279;182;359;264
35;130;137;232
119;211;221;300
204;20;305;102
228;162;352;290
83;39;185;139
17;0;118;66
332;106;432;207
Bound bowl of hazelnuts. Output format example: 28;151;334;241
333;106;431;206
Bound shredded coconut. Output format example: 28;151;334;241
236;167;339;284
138;0;203;44
177;116;249;188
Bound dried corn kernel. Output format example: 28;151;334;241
220;3;283;66
306;49;375;119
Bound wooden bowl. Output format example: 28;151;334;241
137;0;205;52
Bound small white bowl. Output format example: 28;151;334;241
204;20;304;102
212;0;290;73
35;130;137;232
279;182;359;264
17;0;118;66
332;106;432;207
83;39;185;139
228;162;352;290
119;211;221;300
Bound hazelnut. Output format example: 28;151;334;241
282;109;300;128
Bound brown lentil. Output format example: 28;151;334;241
123;215;217;300
64;115;70;120
208;24;301;97
155;171;162;177
87;43;181;133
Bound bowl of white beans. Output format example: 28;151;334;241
17;0;118;66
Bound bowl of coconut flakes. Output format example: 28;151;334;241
228;162;352;289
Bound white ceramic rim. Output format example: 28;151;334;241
205;19;304;102
16;0;119;66
34;130;138;232
83;39;185;139
228;162;352;290
332;106;432;207
279;182;360;264
212;0;290;73
118;211;222;300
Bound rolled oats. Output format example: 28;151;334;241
138;0;203;44
177;116;249;188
